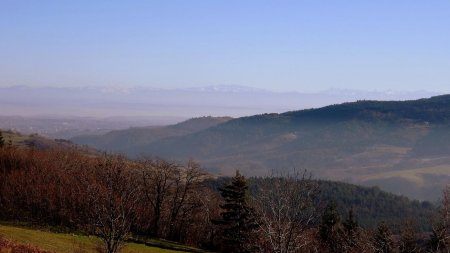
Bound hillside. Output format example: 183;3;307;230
207;177;435;231
0;225;207;253
71;116;232;154
0;129;76;150
71;96;450;200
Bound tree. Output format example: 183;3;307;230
343;208;359;250
398;219;419;253
374;222;394;253
319;202;344;252
140;158;177;237
429;186;450;252
0;130;5;148
85;155;140;253
166;160;207;241
216;171;256;253
251;171;319;253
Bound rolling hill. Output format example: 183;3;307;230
71;116;232;155
0;129;76;150
71;95;450;200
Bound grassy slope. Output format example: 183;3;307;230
1;130;75;150
0;225;203;253
1;131;30;148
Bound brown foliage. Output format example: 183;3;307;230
0;236;54;253
0;147;215;249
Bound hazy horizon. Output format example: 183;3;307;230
1;1;450;93
0;85;444;120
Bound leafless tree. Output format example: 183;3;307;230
85;155;140;253
398;219;420;253
443;186;450;246
140;158;177;236
166;160;207;240
251;170;319;253
430;186;450;252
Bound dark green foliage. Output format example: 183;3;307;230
317;180;434;231
216;171;256;253
320;202;344;252
343;208;358;234
343;208;359;247
374;222;394;253
210;177;435;232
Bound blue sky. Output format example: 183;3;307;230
1;0;449;92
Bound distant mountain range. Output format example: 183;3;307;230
0;85;441;118
71;95;450;201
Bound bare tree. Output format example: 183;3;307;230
251;170;319;253
430;186;450;252
398;219;419;253
85;155;140;253
166;160;207;241
140;158;177;237
443;186;450;247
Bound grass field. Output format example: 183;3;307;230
1;131;31;148
0;225;204;253
360;165;450;186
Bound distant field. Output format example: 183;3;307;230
360;165;450;186
357;165;450;200
1;131;30;148
0;225;204;253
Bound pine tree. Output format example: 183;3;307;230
217;171;256;253
374;222;394;253
343;208;359;248
319;202;344;252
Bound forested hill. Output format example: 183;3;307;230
71;116;232;153
206;177;435;231
314;180;434;231
72;95;450;201
284;94;450;123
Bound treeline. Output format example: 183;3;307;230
0;145;449;253
315;180;434;231
0;146;216;252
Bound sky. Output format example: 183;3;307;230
1;0;450;92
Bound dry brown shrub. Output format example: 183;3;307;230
0;236;54;253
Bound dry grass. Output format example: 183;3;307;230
0;235;54;253
359;165;450;186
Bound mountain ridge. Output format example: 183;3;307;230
72;95;450;200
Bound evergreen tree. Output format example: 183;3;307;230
374;222;394;253
343;208;359;248
320;202;344;252
217;171;256;253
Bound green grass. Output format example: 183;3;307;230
0;225;203;253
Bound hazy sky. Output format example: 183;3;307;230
1;1;449;92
